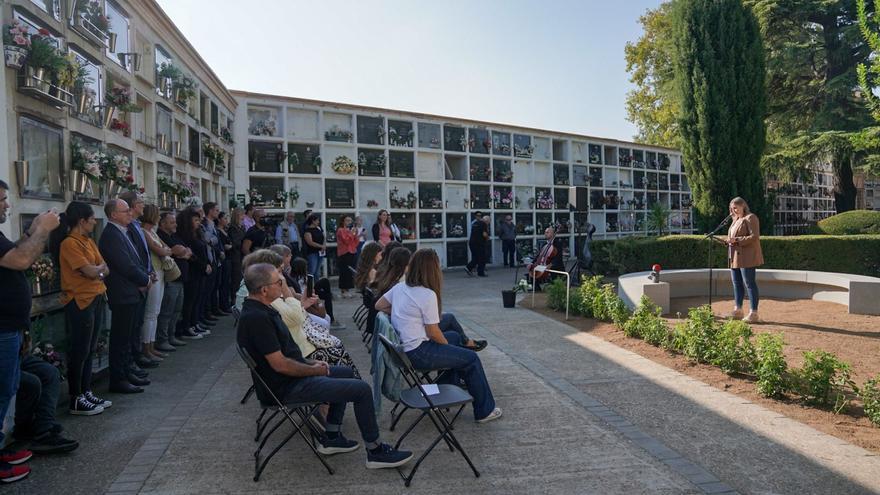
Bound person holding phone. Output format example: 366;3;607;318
303;213;326;280
336;215;358;299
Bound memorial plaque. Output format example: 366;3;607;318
357;115;384;145
389;151;414;178
288;143;321;174
325;179;355;209
249;141;282;173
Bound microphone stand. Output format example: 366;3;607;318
704;215;732;307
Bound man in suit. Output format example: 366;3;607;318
98;199;151;393
118;191;156;371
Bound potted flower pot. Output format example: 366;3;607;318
502;289;517;308
4;45;27;69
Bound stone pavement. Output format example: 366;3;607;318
10;267;880;494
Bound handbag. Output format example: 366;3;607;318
161;256;181;282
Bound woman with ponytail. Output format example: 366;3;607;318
52;201;112;416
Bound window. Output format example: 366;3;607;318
156;105;172;156
29;0;61;20
154;45;172;97
18;116;63;200
13;11;61;47
210;102;219;134
106;1;130;69
70;49;103;127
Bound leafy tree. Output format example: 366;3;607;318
670;0;770;232
628;0;878;213
624;3;679;149
647;202;670;236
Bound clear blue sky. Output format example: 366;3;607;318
156;0;662;142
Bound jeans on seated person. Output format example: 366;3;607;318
15;356;62;439
405;331;496;420
439;313;470;345
280;365;379;444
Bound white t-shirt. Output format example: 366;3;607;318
382;282;440;352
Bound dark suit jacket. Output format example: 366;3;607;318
99;223;150;305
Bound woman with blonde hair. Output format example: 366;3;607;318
376;249;500;423
140;204;173;362
726;197;764;323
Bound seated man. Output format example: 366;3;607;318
527;226;565;291
236;263;412;469
14;335;79;453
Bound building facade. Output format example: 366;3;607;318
232;92;695;274
1;0;235;317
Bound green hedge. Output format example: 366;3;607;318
591;235;880;277
812;210;880;235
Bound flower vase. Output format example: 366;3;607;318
105;179;121;198
70;170;89;194
502;289;516;308
4;46;27;69
33;279;42;297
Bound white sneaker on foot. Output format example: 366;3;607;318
476;407;503;424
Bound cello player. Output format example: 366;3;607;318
528;225;565;291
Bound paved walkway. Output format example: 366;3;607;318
10;268;880;494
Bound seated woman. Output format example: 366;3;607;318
376;249;501;423
241;249;360;377
269;244;328;321
288;256;344;331
353;241;383;292
373;247;487;352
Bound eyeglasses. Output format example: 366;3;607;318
260;278;283;290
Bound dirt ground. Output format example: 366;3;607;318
523;294;880;454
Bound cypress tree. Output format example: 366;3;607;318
671;0;770;232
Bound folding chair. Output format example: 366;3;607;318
234;306;258;406
361;288;378;351
377;334;480;487
236;345;335;481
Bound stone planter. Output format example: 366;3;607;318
4;45;27;69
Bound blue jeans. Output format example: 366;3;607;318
731;267;759;312
157;280;184;344
406;331;496;420
439;313;471;344
281;366;379;444
307;253;323;279
0;330;23;445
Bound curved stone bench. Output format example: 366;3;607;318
617;269;880;316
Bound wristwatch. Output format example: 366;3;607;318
98;272;105;279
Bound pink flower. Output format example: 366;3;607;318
13;35;28;46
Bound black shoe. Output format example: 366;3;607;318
135;357;159;369
317;434;360;455
127;374;151;386
84;390;112;409
168;336;187;346
130;368;149;379
69;395;104;416
464;267;474;277
199;319;216;327
130;362;144;374
204;315;218;322
29;432;79;454
366;443;413;469
182;327;203;340
478;273;488;277
467;339;488;352
109;382;143;394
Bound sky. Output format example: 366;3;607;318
155;0;662;142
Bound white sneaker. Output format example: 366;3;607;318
476;407;503;424
726;309;744;320
743;312;760;323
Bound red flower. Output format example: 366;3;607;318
124;175;134;183
38;28;50;36
138;187;145;193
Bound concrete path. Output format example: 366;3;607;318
10;267;880;494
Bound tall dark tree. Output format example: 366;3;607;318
670;0;770;232
747;0;874;212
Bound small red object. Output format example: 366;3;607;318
652;264;661;272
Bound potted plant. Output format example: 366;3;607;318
3;21;30;69
503;279;531;308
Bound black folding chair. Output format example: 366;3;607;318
236;346;334;481
361;288;378;351
233;306;258;406
377;334;480;487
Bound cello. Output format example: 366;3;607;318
527;224;559;282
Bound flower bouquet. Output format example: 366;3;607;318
332;155;356;174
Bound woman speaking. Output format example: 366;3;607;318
726;197;763;323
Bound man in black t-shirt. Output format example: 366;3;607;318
465;211;488;277
0;180;60;483
237;263;412;469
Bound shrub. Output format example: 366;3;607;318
604;286;631;328
577;275;602;318
813;210;880;235
624;296;670;346
710;320;756;374
860;375;880;427
591;235;880;277
792;350;852;407
677;305;719;363
545;278;568;311
754;333;788;398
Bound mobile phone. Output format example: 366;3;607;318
306;274;314;298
